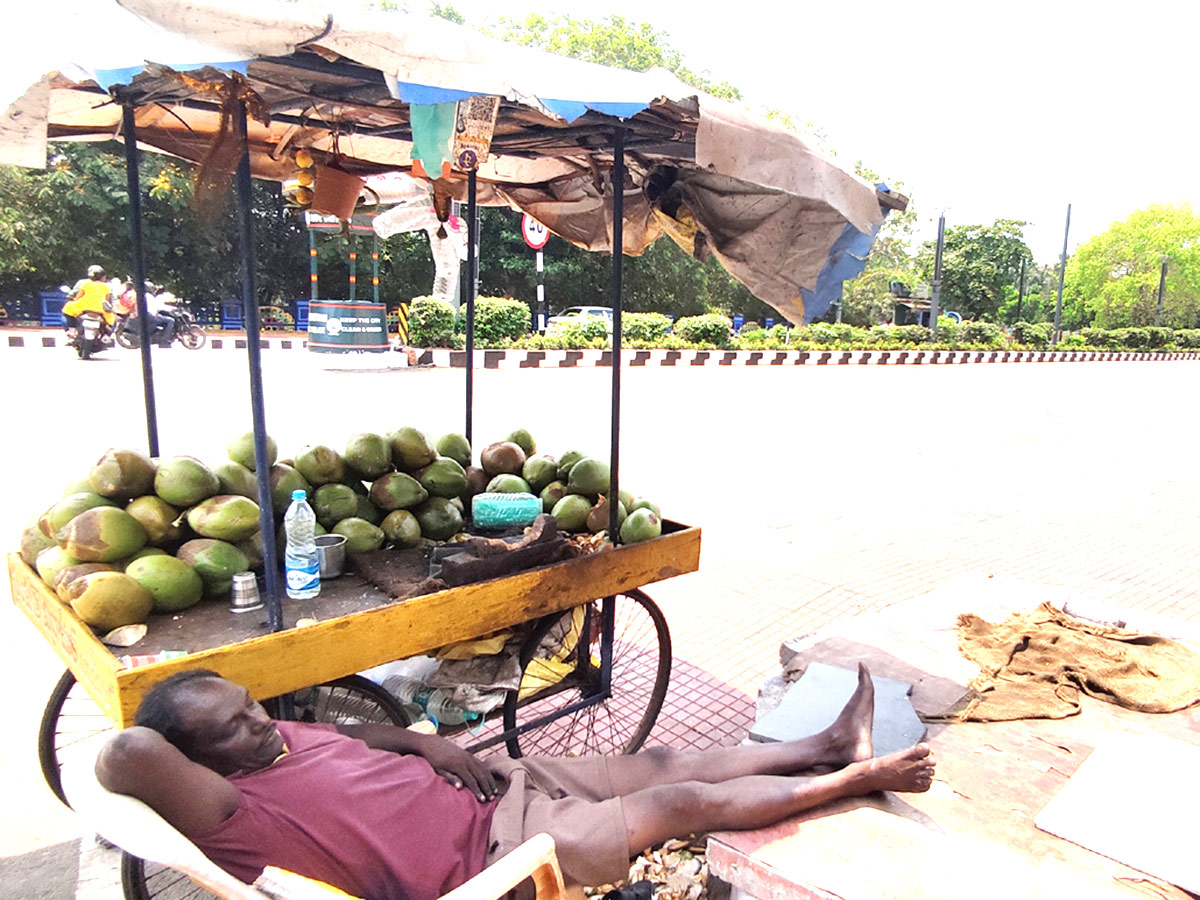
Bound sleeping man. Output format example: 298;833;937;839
96;666;933;900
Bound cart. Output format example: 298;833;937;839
7;6;899;899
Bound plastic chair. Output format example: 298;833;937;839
61;737;569;900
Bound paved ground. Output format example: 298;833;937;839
1;347;1197;896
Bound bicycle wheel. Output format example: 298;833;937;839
501;590;671;758
179;325;206;350
120;674;408;900
115;325;138;350
38;669;113;808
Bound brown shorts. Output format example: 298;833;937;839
485;755;629;887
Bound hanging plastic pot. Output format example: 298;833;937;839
310;165;366;220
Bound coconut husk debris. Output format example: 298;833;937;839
585;837;709;900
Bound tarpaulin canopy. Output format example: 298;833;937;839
2;0;906;323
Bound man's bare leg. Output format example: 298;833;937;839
606;663;876;796
618;744;935;855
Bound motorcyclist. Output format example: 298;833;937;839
62;265;115;336
125;281;176;347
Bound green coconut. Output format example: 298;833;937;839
417;457;469;499
344;432;393;480
551;494;593;532
566;458;610;497
380;510;422;548
154;457;220;507
39;492;117;539
268;464;311;515
124;555;205;613
388;426;438;472
57;506;147;562
176;539;250;597
88;448;157;499
435;433;472;469
521;455;559;493
64;571;154;630
369;472;428;511
505;428;537;456
227;431;277;472
186;495;261;543
294;445;345;486
619;508;662;544
313;483;359;529
413;497;463;541
213;461;259;500
333;518;386;552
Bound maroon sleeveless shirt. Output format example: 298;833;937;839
191;721;498;900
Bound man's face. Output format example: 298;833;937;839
177;678;286;775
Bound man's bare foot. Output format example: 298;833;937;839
813;663;875;768
848;744;935;794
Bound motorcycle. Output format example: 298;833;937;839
113;302;207;350
71;310;113;360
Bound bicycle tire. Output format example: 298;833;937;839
119;674;409;900
115;326;138;350
37;669;112;809
501;589;671;758
179;325;206;350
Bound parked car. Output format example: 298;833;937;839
546;306;613;332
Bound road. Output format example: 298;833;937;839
1;347;1197;891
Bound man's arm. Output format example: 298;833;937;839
95;727;240;836
336;724;497;801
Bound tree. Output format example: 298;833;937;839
916;220;1032;322
1063;203;1200;329
486;14;742;101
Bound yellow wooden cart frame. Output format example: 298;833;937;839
11;522;700;728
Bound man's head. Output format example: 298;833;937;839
135;670;285;775
87;265;105;280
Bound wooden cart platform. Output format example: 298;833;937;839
10;521;700;728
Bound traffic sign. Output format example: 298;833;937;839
521;214;550;250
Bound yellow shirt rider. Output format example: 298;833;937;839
63;265;116;327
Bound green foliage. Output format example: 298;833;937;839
1174;329;1200;348
1143;326;1173;348
870;324;930;345
1011;321;1052;348
1065;204;1200;329
673;313;731;346
959;321;1005;347
1057;333;1088;348
458;296;531;344
622;312;673;342
487;14;741;101
1080;327;1118;350
408;296;456;347
935;315;961;344
1109;327;1149;350
917;220;1033;322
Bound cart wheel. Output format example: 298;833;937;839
179;325;206;350
284;675;411;728
119;674;407;900
501;590;671;758
38;669;112;808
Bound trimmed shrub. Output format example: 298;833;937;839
1080;327;1117;350
623;312;673;342
1011;321;1052;348
1143;327;1173;349
674;313;732;346
408;296;455;347
1112;327;1150;350
935;316;961;344
1058;333;1087;348
804;323;868;345
462;296;531;345
543;316;610;348
959;321;1005;347
870;324;929;345
1174;329;1200;348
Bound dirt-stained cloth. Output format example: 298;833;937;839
934;603;1200;722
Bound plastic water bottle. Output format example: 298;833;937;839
425;689;481;728
283;489;320;600
385;675;434;723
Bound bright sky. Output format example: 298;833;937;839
446;0;1200;262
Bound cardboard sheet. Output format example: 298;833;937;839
1035;732;1200;894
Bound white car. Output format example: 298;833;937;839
546;306;613;332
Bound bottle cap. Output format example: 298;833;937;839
292;489;307;500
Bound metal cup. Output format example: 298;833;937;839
230;571;263;613
316;534;347;579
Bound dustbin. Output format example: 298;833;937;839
40;290;68;327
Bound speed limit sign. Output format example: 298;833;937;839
521;214;550;250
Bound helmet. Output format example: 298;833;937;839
87;265;105;278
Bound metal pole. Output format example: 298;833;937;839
372;233;380;305
120;103;160;457
308;230;318;301
234;102;283;634
535;250;546;331
1016;257;1026;323
464;170;477;447
929;213;945;336
1155;256;1168;327
1053;203;1071;343
607;127;625;543
348;236;357;302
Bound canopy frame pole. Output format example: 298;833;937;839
234;101;283;634
119;102;160;457
372;234;380;305
464;169;477;447
348;234;358;302
601;126;626;695
309;230;319;301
